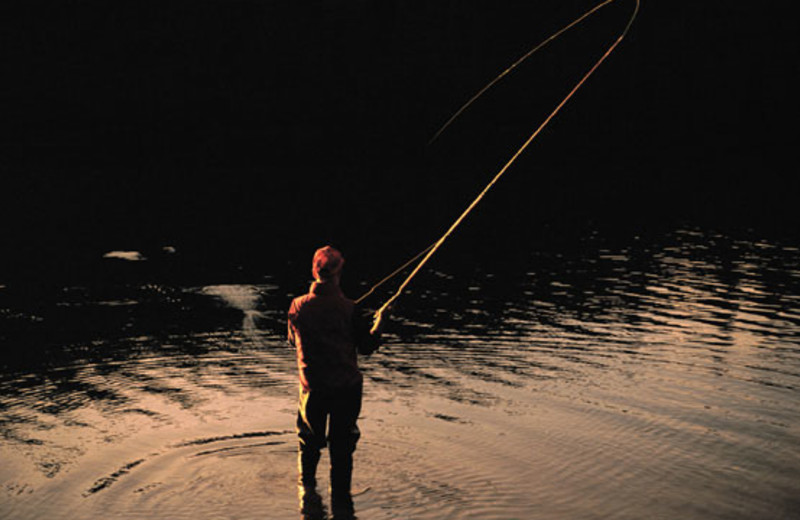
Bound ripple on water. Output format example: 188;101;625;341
2;229;800;519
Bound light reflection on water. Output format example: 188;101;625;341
1;227;799;519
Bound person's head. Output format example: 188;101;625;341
311;245;344;283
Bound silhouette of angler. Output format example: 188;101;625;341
288;246;383;517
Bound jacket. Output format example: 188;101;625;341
288;280;380;390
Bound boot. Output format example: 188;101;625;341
329;450;354;518
298;448;325;518
298;447;321;489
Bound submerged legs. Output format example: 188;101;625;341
296;383;362;519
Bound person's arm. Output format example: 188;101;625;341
288;301;299;348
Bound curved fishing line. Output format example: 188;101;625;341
429;0;617;145
357;1;622;304
370;0;639;333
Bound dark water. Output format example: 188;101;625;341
1;225;799;519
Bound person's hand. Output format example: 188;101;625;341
370;307;389;335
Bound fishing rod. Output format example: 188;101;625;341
364;0;640;334
354;242;436;305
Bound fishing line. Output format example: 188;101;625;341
354;241;435;305
429;0;618;145
365;0;640;333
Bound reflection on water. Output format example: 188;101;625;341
1;226;799;519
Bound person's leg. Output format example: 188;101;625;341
327;382;363;515
296;386;329;504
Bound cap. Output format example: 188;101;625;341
312;246;344;281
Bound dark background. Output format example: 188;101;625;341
2;0;797;283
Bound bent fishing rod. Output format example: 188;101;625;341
361;0;640;334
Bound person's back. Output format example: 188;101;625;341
289;277;363;390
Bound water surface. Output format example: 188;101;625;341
1;226;799;519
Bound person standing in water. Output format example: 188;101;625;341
288;246;383;518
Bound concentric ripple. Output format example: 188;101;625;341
1;227;799;519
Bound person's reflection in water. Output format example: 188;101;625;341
288;246;383;519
